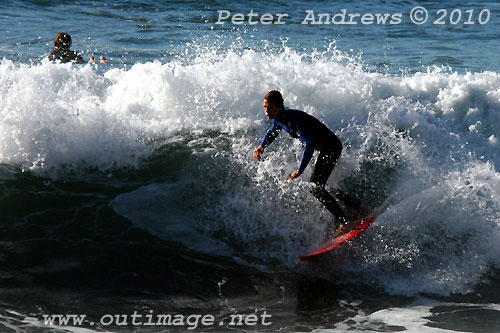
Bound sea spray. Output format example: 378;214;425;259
1;47;500;296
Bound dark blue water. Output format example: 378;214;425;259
1;1;500;332
2;0;500;72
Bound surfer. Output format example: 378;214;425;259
254;90;365;236
48;32;85;64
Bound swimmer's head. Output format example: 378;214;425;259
54;33;72;49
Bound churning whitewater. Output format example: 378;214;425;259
2;47;499;297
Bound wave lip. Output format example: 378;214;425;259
1;50;499;174
1;48;500;297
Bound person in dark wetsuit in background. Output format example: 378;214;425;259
48;32;85;64
254;90;364;236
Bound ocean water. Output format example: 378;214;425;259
1;0;500;332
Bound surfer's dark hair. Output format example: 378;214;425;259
54;32;72;49
263;90;284;107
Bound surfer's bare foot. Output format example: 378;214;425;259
332;221;357;238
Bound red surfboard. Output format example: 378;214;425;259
299;215;376;261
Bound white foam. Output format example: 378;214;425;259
3;47;500;295
0;59;148;173
322;302;460;333
1;51;499;173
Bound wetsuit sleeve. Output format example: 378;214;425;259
259;121;281;148
298;138;316;174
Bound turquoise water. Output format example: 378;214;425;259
1;1;500;332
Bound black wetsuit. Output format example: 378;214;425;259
48;48;84;64
259;108;347;223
